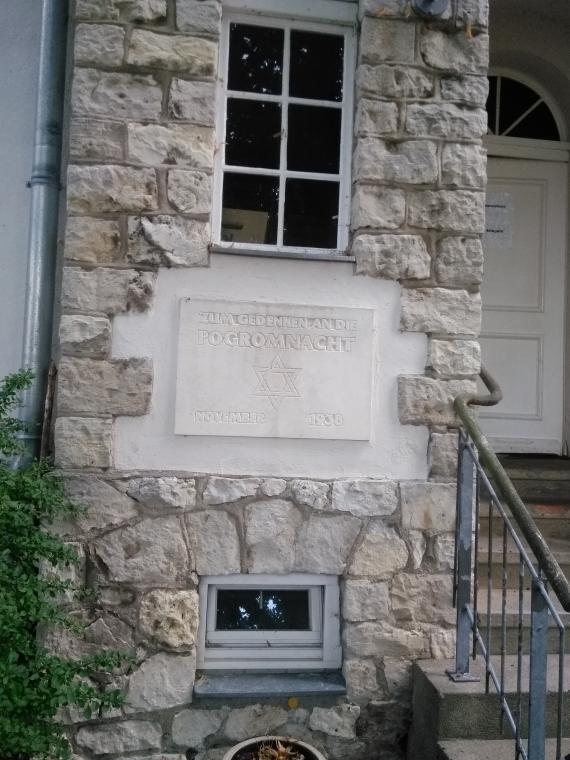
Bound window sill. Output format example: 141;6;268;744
210;244;356;264
193;671;346;700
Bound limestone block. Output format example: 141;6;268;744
128;30;217;76
172;708;225;749
400;482;457;532
76;0;166;21
358;64;434;100
355;99;399;136
58;357;152;416
405;103;487;140
126;651;196;712
260;478;287;497
245;499;303;573
295;514;361;574
291;479;329;509
128;271;157;312
309;704;360;740
70;118;124;161
441;74;489;106
127;477;196;509
169;79;216;126
391;573;455;625
54;417;112;469
348;522;408;577
354;138;438;185
64;218;121;265
59;315;111;357
59;476;139;535
407;190;486;233
408;530;426;569
223;704;288;742
436;235;484;288
128;123;214;168
84;614;135;651
433;533;456;570
398;376;477;426
342;579;390;621
176;0;221;35
76;721;162;753
61;267;129;315
168;170;213;215
354;234;431;280
429;339;481;376
343;659;380;700
351;185;406;230
128;216;210;268
430;432;459;479
383;658;412;697
360;0;406;16
75;24;125;66
72;69;162;120
442;143;487;188
344;622;429;658
185;511;241;574
68;165;158;214
203;477;260;504
430;628;455;658
400;288;481;336
360;18;415;64
139;590;199;649
332;479;398;517
420;29;489;74
441;0;489;26
94;516;190;584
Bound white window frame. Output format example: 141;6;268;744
212;3;356;261
197;574;342;671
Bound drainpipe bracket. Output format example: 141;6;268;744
411;0;449;18
445;669;481;683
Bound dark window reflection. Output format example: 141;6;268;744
486;75;497;134
284;179;339;248
498;77;541;136
507;100;560;140
290;30;344;102
226;99;282;169
288;104;341;173
216;589;311;631
228;23;284;95
222;173;279;245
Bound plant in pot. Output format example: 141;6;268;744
223;736;327;760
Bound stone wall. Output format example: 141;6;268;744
55;0;490;758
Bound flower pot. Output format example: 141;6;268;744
222;735;327;760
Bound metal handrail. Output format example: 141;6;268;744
454;366;570;612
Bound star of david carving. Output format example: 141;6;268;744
253;355;301;410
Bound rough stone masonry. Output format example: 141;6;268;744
54;0;489;757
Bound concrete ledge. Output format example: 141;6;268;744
194;672;346;700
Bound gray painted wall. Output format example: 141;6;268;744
0;1;42;380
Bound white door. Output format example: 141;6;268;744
480;158;568;453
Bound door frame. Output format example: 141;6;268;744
483;135;570;454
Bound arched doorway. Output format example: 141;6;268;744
479;71;570;453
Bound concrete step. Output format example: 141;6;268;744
407;656;570;760
437;738;570;760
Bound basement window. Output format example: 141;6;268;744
197;574;342;670
212;5;356;260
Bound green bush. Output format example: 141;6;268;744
0;370;127;760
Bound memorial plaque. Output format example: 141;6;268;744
175;299;374;440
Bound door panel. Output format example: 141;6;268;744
480;159;567;453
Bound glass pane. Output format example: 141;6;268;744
290;30;344;102
288;105;341;173
228;23;284;95
222;174;279;245
226;99;282;169
216;589;311;631
507;100;561;141
486;75;497;134
284;179;339;249
498;77;541;136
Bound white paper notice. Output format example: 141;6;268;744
175;298;374;440
485;192;514;249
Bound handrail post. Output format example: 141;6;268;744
447;432;480;682
528;578;549;760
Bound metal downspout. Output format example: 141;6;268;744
19;0;67;460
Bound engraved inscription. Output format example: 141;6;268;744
175;299;374;440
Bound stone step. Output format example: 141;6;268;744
498;455;570;481
407;656;570;760
437;738;570;760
